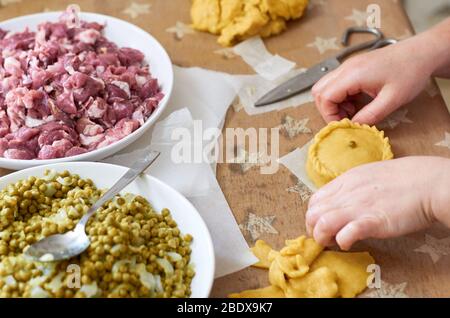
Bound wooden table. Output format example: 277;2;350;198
1;0;449;297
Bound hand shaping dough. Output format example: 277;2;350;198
229;236;375;298
306;118;394;188
191;0;309;46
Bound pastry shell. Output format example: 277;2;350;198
306;119;394;188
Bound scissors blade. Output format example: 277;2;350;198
255;58;341;107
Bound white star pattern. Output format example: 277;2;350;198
435;132;450;150
345;9;369;27
231;149;270;173
378;109;413;129
0;0;21;6
214;47;237;59
239;213;279;241
166;21;196;40
361;280;409;298
122;2;151;19
308;0;326;11
307;37;340;54
414;234;450;263
286;181;312;203
277;116;312;139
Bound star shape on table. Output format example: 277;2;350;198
435;132;450;150
230;148;269;173
345;9;369;27
286;180;312;203
0;0;21;6
122;2;151;19
214;47;237;59
361;280;409;298
414;234;450;263
166;21;196;40
239;213;279;241
277;116;312;139
307;37;340;55
308;0;326;11
378;109;413;130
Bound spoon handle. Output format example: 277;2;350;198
78;150;161;227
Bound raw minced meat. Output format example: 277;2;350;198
0;9;163;160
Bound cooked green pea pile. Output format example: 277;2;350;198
0;170;194;298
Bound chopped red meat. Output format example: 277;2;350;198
0;7;162;160
4;148;35;160
85;97;107;119
117;48;144;66
65;146;87;157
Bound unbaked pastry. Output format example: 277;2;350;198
306;118;394;188
229;236;375;298
191;0;309;46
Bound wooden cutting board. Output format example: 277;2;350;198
0;0;449;297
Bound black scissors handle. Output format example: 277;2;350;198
254;28;398;107
335;27;396;61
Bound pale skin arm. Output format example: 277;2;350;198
306;19;450;250
311;18;450;125
306;157;450;250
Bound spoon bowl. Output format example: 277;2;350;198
24;151;160;262
25;225;90;262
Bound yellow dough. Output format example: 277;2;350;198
310;251;375;298
229;285;285;298
285;267;339;298
280;236;323;263
306;118;394;188
191;0;309;46
229;236;375;298
251;240;273;269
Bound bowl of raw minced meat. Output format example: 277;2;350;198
0;7;173;170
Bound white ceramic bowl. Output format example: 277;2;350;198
0;162;215;298
0;12;173;170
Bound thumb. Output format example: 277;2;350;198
352;88;398;125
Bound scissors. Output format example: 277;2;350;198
255;27;398;107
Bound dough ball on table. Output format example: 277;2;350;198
191;0;309;46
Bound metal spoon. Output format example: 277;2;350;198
24;151;161;262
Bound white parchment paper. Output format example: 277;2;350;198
233;37;296;81
103;66;258;278
278;140;318;192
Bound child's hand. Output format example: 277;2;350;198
311;38;433;125
305;157;450;250
311;18;450;125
